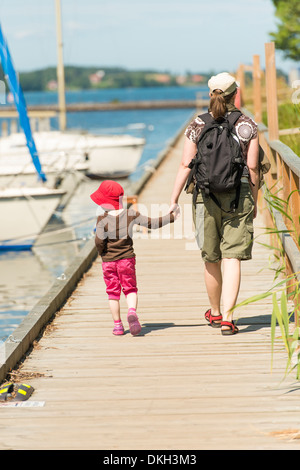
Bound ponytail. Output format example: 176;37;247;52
209;90;226;121
209;89;237;121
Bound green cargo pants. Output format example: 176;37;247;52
192;182;255;263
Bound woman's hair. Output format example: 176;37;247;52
209;89;236;121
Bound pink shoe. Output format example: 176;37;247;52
112;322;124;336
127;309;141;336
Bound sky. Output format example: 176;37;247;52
0;0;297;76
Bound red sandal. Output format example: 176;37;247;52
221;321;239;336
205;309;222;328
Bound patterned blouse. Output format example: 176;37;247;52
185;112;258;162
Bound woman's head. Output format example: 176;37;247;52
207;72;238;121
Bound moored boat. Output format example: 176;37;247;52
0;130;145;179
0;186;66;250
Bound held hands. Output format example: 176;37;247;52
169;203;180;220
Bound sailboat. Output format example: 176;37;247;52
52;0;145;178
0;128;145;180
0;22;66;251
0;0;145;181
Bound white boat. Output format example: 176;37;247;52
0;186;66;250
0;0;146;183
0;150;87;187
0;137;88;211
0;23;69;251
82;133;145;178
0;130;145;179
0;2;145;252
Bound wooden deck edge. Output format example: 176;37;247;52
0;238;97;382
0;114;193;384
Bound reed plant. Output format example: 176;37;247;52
263;101;300;157
244;78;300;156
234;185;300;380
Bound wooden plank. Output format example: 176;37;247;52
0;110;57;118
279;127;300;136
265;42;279;141
253;54;262;123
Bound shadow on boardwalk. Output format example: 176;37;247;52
138;314;272;335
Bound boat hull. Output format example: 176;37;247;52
0;131;145;179
0;187;65;250
86;138;145;178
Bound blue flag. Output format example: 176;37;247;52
0;23;47;182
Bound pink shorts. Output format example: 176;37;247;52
102;257;138;300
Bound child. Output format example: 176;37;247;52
90;180;178;336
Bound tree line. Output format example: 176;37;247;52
0;66;209;92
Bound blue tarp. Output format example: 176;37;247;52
0;23;47;182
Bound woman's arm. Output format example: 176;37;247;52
169;137;197;211
247;136;259;218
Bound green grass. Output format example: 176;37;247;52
233;187;300;380
263;102;300;156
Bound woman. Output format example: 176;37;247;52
170;72;259;335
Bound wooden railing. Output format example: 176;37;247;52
240;42;300;324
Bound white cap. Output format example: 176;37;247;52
208;72;238;96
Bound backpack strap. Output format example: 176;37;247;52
226;111;242;133
199;111;242;126
198;112;213;124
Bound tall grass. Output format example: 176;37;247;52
244;78;300;156
263;102;300;156
234;186;300;380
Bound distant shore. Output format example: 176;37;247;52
0;65;211;92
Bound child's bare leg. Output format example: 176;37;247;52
126;292;138;311
109;299;124;335
109;299;121;322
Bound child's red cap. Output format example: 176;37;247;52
90;180;124;210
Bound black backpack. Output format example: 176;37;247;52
185;111;246;213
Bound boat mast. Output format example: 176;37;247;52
55;0;66;131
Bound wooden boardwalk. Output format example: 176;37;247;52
1;133;300;450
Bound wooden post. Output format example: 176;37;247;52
55;0;66;131
264;43;279;141
236;64;245;107
10;119;17;134
253;55;262;123
1;120;8;136
290;172;300;246
282;161;291;229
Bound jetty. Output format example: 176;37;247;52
1;44;300;450
0;99;209;115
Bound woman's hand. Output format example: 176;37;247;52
169;203;180;219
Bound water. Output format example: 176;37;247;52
0;85;208;340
